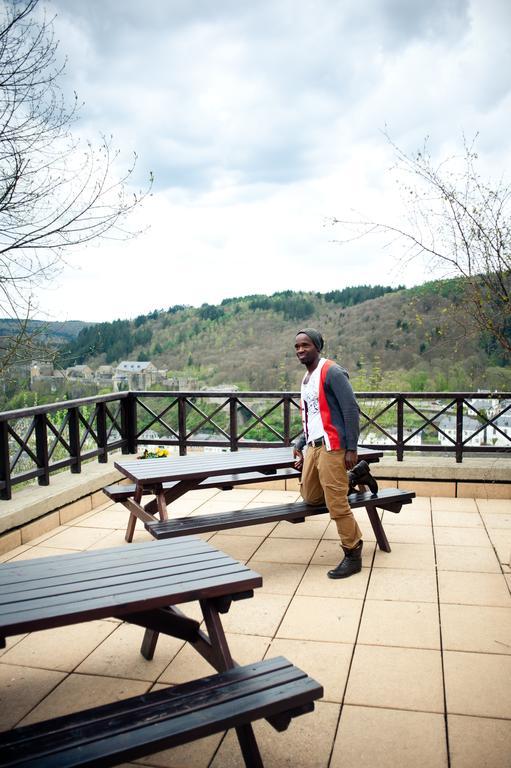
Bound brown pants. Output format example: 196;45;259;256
300;445;362;550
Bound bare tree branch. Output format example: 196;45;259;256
0;0;153;374
330;133;510;357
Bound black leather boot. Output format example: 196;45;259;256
348;461;378;496
327;541;363;579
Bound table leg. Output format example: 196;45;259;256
201;599;264;768
144;479;198;516
365;503;391;552
125;484;144;543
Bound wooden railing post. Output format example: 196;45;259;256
35;413;50;486
178;397;187;456
229;397;238;451
283;396;291;447
121;393;137;454
69;407;81;474
97;401;108;463
0;421;12;500
456;397;464;463
396;396;404;461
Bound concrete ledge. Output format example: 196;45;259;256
371;454;511;483
0;453;137;536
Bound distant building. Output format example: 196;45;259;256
113;361;159;390
66;365;94;380
95;365;114;386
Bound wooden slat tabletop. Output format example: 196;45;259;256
0;537;262;638
115;446;382;486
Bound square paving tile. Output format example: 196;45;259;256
210;700;339;768
36;526;115;550
444;650;511;718
0;663;66;730
9;545;80;560
276;595;363;643
296;563;370;599
373;542;436;570
438;571;511;607
252;536;318;564
267;637;353;703
382;507;432;526
366;567;438;603
435;545;501;573
331;705;447;768
75;622;185;681
245;560;307;595
476;499;511;514
205;533;264;562
480;511;511;529
385;524;433;544
135;727;223;768
431;498;478;512
18;673;149;727
0;620;116;672
440;604;511;654
220;592;292;637
345;645;444;713
76;506;130;529
358;600;440;649
432;526;492;547
432;510;484;528
158;632;271;686
448;714;511;768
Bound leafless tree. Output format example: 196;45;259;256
0;0;152;374
331;134;510;357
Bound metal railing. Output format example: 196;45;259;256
0;390;509;499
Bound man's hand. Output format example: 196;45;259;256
293;447;303;471
344;450;358;470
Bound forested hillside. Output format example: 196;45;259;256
60;280;510;392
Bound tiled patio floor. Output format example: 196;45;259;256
1;488;510;768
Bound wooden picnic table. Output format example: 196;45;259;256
0;536;260;665
113;446;383;541
0;536;324;767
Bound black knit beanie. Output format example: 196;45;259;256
296;328;324;351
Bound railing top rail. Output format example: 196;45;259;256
0;392;129;422
131;390;511;399
1;390;509;423
130;390;302;398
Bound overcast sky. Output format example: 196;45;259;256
34;0;511;322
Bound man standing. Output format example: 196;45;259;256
293;328;363;578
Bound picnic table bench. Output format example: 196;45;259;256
0;537;322;768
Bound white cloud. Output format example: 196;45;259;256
29;0;511;321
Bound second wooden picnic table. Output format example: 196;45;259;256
113;446;383;541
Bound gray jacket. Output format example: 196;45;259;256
295;362;360;452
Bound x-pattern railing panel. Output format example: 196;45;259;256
135;397;179;439
402;398;457;445
358;397;399;444
463;399;511;446
105;402;123;443
8;418;38;475
185;397;230;440
46;411;72;463
236;397;287;442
